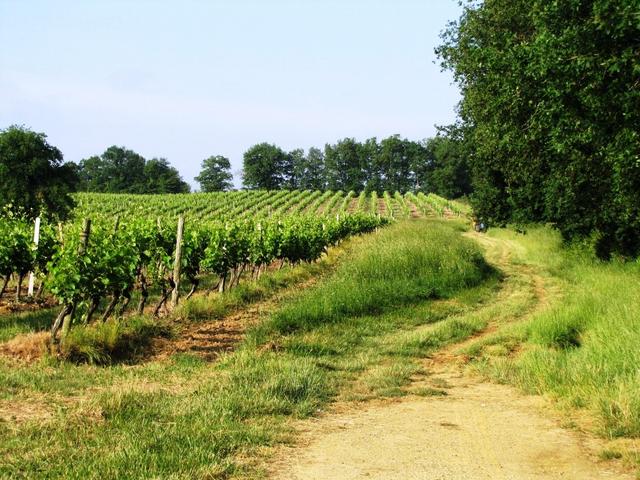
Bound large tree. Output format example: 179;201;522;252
286;148;305;189
144;158;190;193
438;0;640;256
324;138;368;192
424;127;472;199
78;146;189;194
242;143;288;190
195;155;233;192
377;135;419;193
298;147;326;190
0;125;79;219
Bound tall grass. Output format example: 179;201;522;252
260;220;490;335
479;227;640;438
0;219;495;478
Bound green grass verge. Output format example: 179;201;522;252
0;308;57;343
0;219;495;479
469;226;640;439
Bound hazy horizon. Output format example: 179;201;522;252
0;0;463;189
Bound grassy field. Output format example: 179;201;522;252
460;226;640;466
0;219;499;479
2;216;639;477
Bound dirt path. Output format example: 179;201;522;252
269;233;633;480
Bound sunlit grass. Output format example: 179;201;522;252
0;219;495;478
471;226;640;439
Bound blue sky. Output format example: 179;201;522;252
0;0;462;189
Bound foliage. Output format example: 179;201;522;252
324;138;369;192
437;0;640;256
195;155;233;192
294;146;326;190
1;189;460;329
376;135;424;193
77;146;189;194
242;143;289;189
0;218;499;479
0;125;79;220
38;197;388;328
424;126;473;199
241;136;470;195
143;158;191;194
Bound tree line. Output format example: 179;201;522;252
77;146;191;194
239;135;470;196
0;125;471;221
438;0;639;257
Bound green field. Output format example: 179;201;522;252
1;191;639;477
71;190;468;220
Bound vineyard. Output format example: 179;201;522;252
72;190;469;220
0;190;467;345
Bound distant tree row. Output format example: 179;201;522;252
0;124;472;223
77;146;190;194
238;135;470;196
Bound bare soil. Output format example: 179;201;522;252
0;296;56;315
346;197;359;213
376;198;387;216
148;306;261;362
405;199;422;219
147;274;321;362
270;372;631;479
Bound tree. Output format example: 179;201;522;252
377;135;418;193
242;143;287;190
297;147;326;190
144;158;190;193
78;146;146;193
438;0;640;257
286;149;305;189
324;138;368;192
0;125;79;220
361;138;382;193
78;146;189;194
195;155;233;192
424;127;472;199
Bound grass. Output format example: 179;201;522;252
0;246;333;365
257;220;490;336
467;226;640;440
0;307;57;342
60;316;172;364
0;219;498;478
175;260;326;324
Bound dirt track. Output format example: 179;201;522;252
270;233;633;480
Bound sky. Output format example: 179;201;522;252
0;0;463;189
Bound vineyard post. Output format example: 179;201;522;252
61;218;91;338
27;216;41;297
171;216;184;308
57;222;64;244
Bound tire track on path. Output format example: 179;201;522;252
268;232;632;480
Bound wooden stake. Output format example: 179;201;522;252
170;216;184;308
27;216;41;297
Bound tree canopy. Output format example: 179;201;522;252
195;155;234;192
0;125;79;220
77;146;190;194
241;136;463;195
242;143;288;190
424;127;473;199
437;0;640;257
